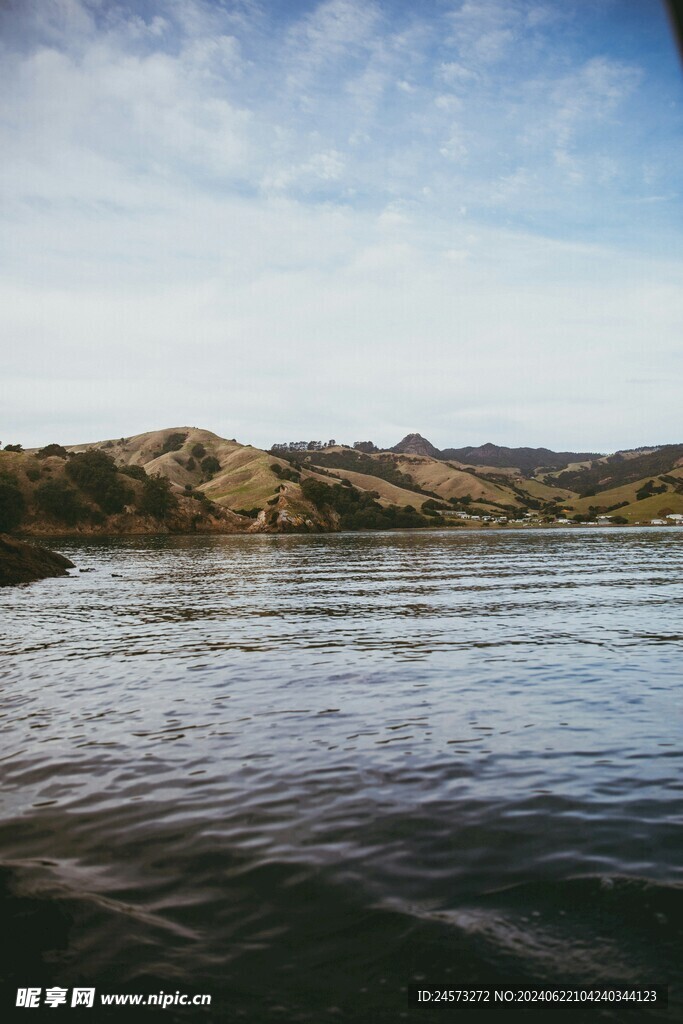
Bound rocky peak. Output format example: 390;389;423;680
391;433;441;458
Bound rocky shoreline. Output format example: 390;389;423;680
0;534;75;587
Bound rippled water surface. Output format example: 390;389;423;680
1;530;682;1021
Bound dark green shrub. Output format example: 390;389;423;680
186;457;196;470
271;463;301;482
191;443;206;459
0;481;26;531
4;443;23;452
138;474;178;519
160;432;188;454
235;507;260;518
37;444;68;459
35;480;85;526
636;479;667;501
201;456;221;477
26;467;41;482
119;464;147;482
66;450;132;513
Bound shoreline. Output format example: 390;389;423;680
13;522;682;542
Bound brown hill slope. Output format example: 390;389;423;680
1;441;252;537
11;426;681;532
545;445;683;495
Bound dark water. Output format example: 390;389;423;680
1;530;681;1022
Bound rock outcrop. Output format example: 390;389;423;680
391;433;441;459
0;534;75;587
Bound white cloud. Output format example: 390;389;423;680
0;0;681;451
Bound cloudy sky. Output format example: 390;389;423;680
1;0;681;452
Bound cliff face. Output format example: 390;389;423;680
0;534;74;587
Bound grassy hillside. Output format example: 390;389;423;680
568;473;683;522
302;448;546;512
0;444;250;536
67;428;288;515
5;427;682;533
620;492;683;522
305;465;428;508
8;429;442;534
547;445;683;495
389;455;520;507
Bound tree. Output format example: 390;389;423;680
160;432;188;454
0;482;26;531
65;450;132;513
139;474;178;519
201;455;221;477
636;479;667;501
37;444;68;460
119;464;147;482
35;480;85;526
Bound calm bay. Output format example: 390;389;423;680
1;529;681;1020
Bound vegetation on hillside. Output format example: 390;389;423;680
300;478;433;530
35;480;87;526
0;478;27;532
441;443;602;475
65;451;133;514
159;432;188;454
551;445;683;495
37;444;68;459
139;475;178;519
299;449;425;494
271;463;301;483
200;455;221;478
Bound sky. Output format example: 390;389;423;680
1;0;682;453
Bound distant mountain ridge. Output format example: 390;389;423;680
389;434;601;476
439;442;602;476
